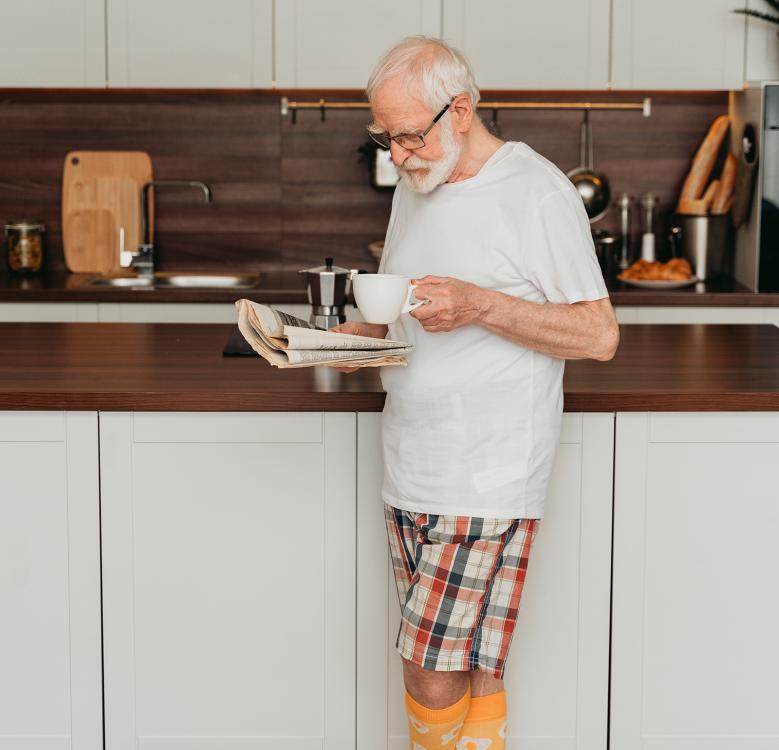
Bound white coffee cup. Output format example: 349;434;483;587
352;273;427;324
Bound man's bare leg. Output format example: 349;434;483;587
402;657;469;707
469;668;504;697
402;658;504;702
402;657;471;748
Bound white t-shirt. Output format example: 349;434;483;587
378;141;608;519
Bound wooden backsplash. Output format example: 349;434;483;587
0;89;727;282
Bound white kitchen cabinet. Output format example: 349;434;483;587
274;0;441;88
0;301;777;325
613;305;779;324
0;302;360;324
357;412;614;749
0;0;105;87
99;411;356;750
611;0;745;90
443;0;611;90
744;0;779;82
95;302;351;322
612;412;779;749
106;0;272;87
0;412;103;750
0;303;99;322
96;302;240;323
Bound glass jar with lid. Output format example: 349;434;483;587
4;220;45;274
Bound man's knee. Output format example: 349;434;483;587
469;667;505;697
401;657;469;709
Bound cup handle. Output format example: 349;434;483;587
401;283;427;314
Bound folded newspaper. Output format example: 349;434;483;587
235;299;412;368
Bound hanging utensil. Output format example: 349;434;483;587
487;108;502;137
616;193;634;270
567;110;611;223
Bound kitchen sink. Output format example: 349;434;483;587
85;276;153;288
153;273;261;289
81;272;262;290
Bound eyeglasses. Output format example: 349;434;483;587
367;98;455;151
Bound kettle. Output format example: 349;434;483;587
298;257;353;329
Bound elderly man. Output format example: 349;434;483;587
334;36;618;750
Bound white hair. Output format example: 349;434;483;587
366;36;480;111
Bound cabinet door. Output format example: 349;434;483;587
612;413;779;749
99;411;356;750
0;0;105;87
0;412;102;750
0;303;99;322
443;0;611;90
611;0;745;89
275;0;441;88
106;0;272;87
357;413;614;750
744;0;779;83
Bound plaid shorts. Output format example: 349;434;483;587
384;502;540;680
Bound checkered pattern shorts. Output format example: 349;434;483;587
384;502;540;680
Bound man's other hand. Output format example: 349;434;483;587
410;275;488;332
329;320;389;338
328;320;389;373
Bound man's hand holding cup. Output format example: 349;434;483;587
409;275;487;333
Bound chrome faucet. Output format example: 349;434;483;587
120;180;212;277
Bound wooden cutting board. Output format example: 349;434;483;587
62;151;153;274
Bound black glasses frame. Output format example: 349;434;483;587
368;97;456;151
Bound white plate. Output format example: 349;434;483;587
617;276;699;289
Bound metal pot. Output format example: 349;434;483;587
669;214;732;281
567;110;611;223
298;257;353;329
592;229;618;276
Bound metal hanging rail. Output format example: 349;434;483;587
280;96;652;120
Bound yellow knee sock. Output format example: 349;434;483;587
405;685;471;750
458;690;507;750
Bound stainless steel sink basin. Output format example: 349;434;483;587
80;272;262;290
85;276;153;288
153;273;261;289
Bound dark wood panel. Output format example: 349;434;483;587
0;91;283;273
1;323;778;412
281;234;382;273
0;89;726;275
150;235;282;272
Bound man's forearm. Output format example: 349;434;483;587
476;288;618;361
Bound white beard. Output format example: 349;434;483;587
397;116;462;194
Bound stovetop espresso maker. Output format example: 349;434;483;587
298;257;353;329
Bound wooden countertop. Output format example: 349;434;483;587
1;323;778;412
2;269;778;307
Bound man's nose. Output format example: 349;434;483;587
389;140;412;166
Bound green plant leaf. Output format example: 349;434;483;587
732;8;779;25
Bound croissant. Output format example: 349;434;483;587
620;258;692;281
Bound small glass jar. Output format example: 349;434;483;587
5;221;45;275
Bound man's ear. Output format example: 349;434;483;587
451;94;474;134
